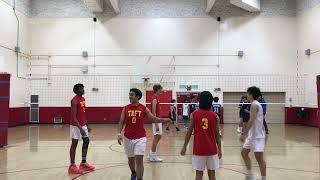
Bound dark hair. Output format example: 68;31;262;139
130;88;143;100
247;86;262;100
171;99;176;103
213;96;219;103
199;91;214;110
73;83;84;94
153;84;162;93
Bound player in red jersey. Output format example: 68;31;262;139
68;84;95;174
181;91;222;180
117;88;170;180
149;84;164;162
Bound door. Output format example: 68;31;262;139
223;92;285;124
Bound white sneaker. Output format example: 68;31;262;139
245;175;256;180
237;127;242;134
149;154;163;162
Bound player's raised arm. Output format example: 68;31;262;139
146;108;170;123
180;113;195;156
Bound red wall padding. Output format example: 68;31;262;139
0;74;10;146
38;107;123;124
9;107;29;127
86;107;122;123
39;107;70;124
285;107;319;127
5;106;318;127
146;90;173;118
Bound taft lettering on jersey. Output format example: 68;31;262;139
128;110;142;117
124;104;147;139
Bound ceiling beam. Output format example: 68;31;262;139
83;0;104;13
109;0;120;14
206;0;216;13
230;0;260;12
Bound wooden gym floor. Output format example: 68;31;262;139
0;124;319;180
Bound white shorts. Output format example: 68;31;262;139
152;123;163;135
123;136;147;158
192;155;220;171
243;138;265;152
70;125;89;140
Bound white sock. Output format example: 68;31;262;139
246;169;253;175
150;151;156;155
261;176;266;180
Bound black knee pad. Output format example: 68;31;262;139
82;137;90;148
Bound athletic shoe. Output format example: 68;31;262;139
219;130;222;137
237;127;242;134
245;175;256;180
166;127;169;131
175;127;180;131
149;154;163;162
79;162;95;172
68;164;84;174
131;173;137;180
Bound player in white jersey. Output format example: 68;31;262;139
240;86;267;180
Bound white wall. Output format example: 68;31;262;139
0;0;30;107
297;3;320;107
27;16;301;106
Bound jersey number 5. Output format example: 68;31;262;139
132;117;137;124
202;118;208;129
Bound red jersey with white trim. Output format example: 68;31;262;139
124;104;147;139
70;95;86;127
192;109;218;156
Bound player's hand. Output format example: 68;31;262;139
180;146;187;156
117;134;123;145
80;128;87;137
87;126;92;133
218;151;222;159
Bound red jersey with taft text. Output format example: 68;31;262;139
124;104;147;139
192;109;218;156
151;95;160;117
70;95;86;127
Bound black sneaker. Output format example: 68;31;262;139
176;127;180;131
166;127;169;131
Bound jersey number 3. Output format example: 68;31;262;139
202;118;208;129
132;117;137;124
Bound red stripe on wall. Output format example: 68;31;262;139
38;107;123;124
285;107;319;127
9;107;29;127
7;106;319;127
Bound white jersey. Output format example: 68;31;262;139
248;100;265;139
182;104;189;116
